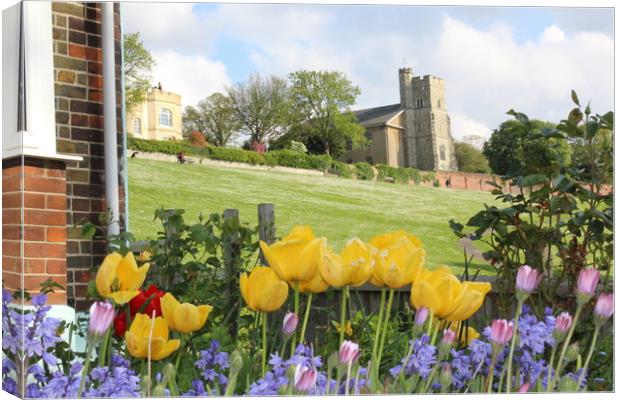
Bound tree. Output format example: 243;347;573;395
287;70;365;157
483;118;571;176
454;142;491;173
182;93;240;147
123;32;155;110
226;74;291;145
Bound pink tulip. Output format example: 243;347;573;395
594;293;614;320
282;312;299;337
441;329;456;345
490;319;513;346
518;382;530;393
554;312;572;334
576;268;600;301
339;340;360;365
415;307;429;326
294;365;317;392
89;301;115;336
516;265;541;295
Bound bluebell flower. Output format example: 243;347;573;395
389;334;436;379
450;349;472;389
193;340;230;390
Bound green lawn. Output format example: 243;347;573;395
128;158;499;274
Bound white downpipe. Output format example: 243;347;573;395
102;2;120;236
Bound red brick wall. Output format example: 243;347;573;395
2;158;68;304
51;2;126;310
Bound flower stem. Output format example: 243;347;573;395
577;325;600;390
77;340;95;398
546;344;557;391
345;360;353;395
98;327;112;367
377;289;395;371
426;309;435;337
486;350;498;393
371;288;386;372
549;304;583;391
505;299;523;392
291;282;300;354
339;286;349;345
299;293;313;345
262;312;268;376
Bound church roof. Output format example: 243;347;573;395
353;103;403;127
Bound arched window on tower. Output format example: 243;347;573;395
159;108;172;127
440;144;446;161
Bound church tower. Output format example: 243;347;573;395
399;69;457;171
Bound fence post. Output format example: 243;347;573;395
223;208;241;339
257;203;275;265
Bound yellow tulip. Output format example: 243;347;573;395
240;266;289;312
125;313;180;360
259;226;324;284
331;320;353;337
318;238;374;288
136;250;151;263
161;293;213;333
410;267;491;322
298;271;330;293
369;232;425;289
96;252;150;304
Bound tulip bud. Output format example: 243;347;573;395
518;382;530;393
162;363;176;384
339;340;360;365
415;307;429;326
230;349;244;373
553;312;572;343
576;268;600;304
490;319;513;347
152;384;167;397
593;293;614;326
294;365;317;393
515;265;541;301
565;342;580;363
439;362;452;390
438;329;456;357
88;301;115;337
558;375;579;392
282;312;299;337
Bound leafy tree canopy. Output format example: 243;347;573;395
123;32;155;110
454;142;491;173
182;93;241;147
287;70;365;157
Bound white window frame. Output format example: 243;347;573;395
159;108;172;127
133;117;142;135
2;2;80;161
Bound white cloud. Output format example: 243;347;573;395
540;25;565;44
431;16;613;131
450;111;492;140
151;50;232;107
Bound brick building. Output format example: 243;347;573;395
2;1;126;314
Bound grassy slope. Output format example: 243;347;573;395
128;158;498;274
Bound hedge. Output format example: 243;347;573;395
128;137;439;187
354;162;374;180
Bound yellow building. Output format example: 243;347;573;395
126;84;183;141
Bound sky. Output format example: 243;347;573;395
121;2;614;140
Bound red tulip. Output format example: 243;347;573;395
129;284;165;317
114;311;128;337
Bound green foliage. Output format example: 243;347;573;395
182;93;240;146
287;70;365;157
452;94;613;313
264;149;332;171
227;73;291;144
454;142;491;173
287;140;308;154
354;162;375;180
376;164;411;184
207;146;266;165
329;160;353;178
482;119;572;176
123;32;155;110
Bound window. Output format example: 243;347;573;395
133;118;141;135
159;108;172;127
416;99;424;108
440;145;446;161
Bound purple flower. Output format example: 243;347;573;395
516;265;541;296
294;365;317;392
193;340;230;390
339;340;360;365
576;268;600;303
389;334;436;379
88;301;115;336
415;307;429;326
593;293;614;322
490;319;513;346
282;312;299;337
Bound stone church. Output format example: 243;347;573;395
339;68;458;171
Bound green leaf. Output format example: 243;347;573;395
568;108;583;124
549;195;576;212
585;121;599;140
551;174;574;192
81;223;97;239
541;127;565;139
507;109;530;125
571;90;580;106
519;174;548;187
